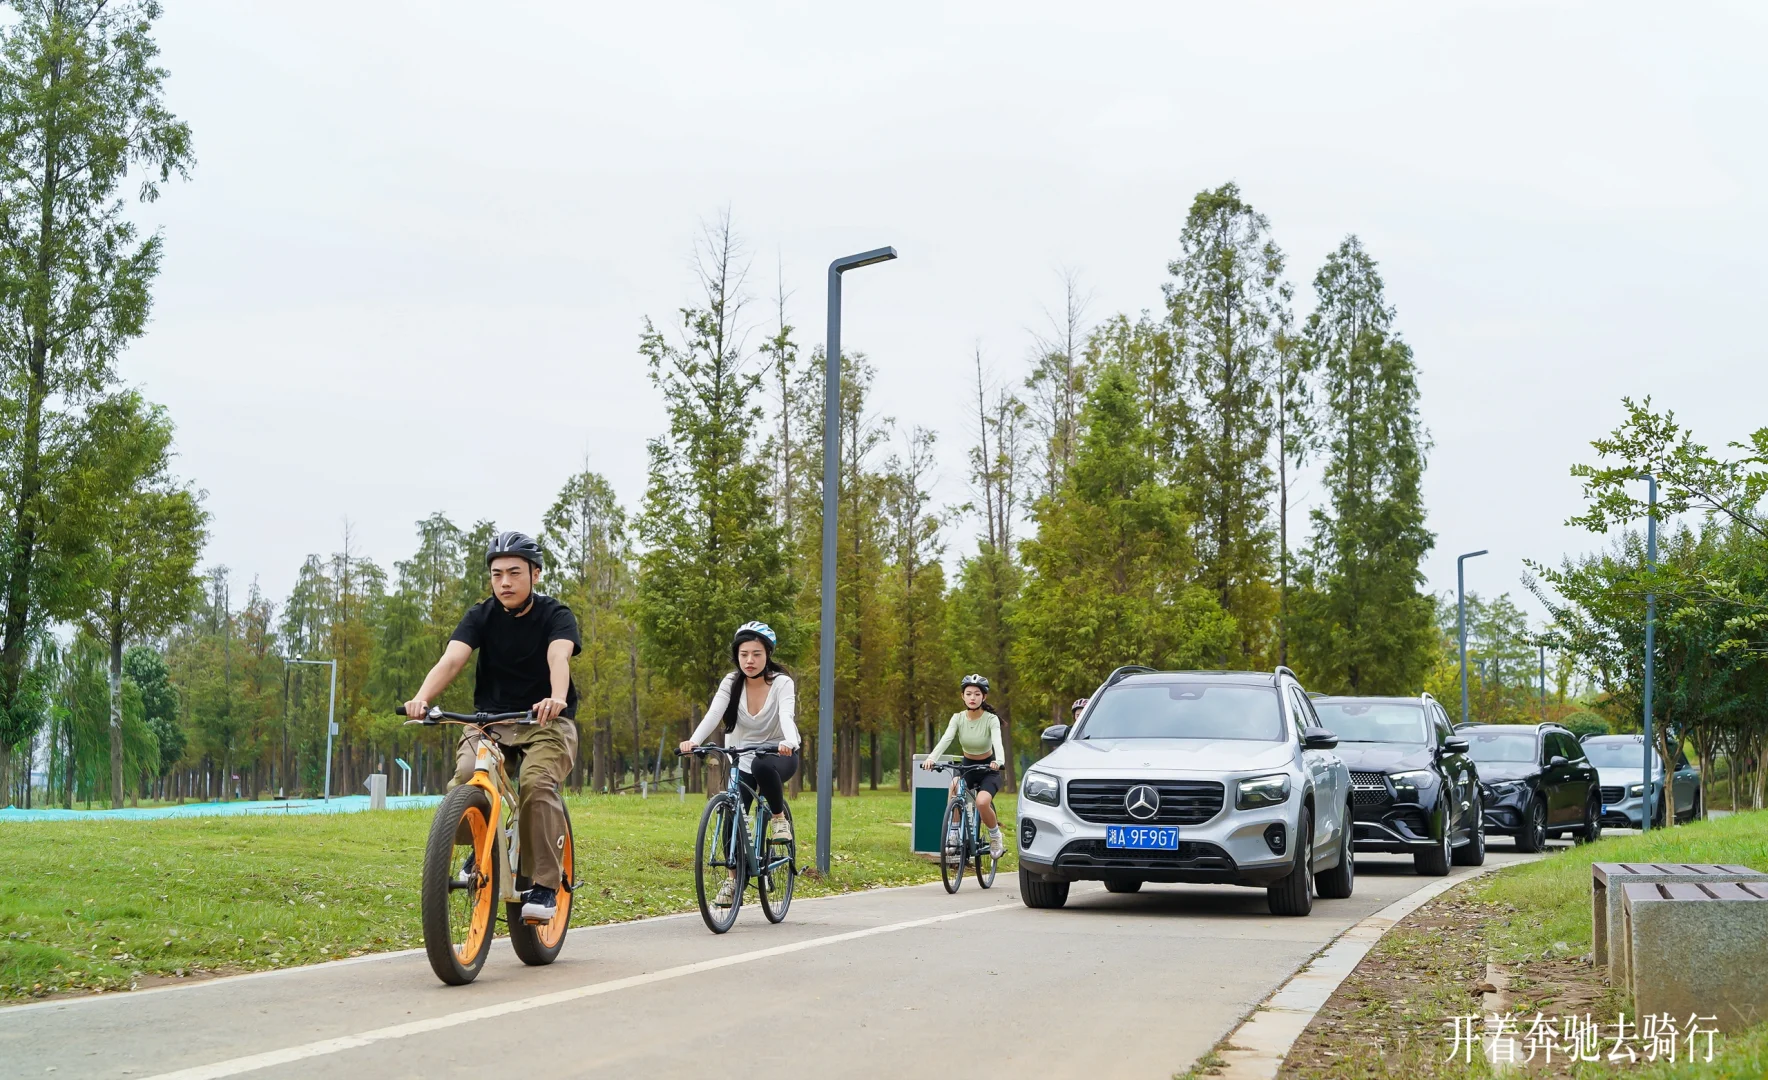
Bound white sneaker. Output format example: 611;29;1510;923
989;828;1005;858
714;878;737;908
770;816;793;842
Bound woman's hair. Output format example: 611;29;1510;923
720;658;789;732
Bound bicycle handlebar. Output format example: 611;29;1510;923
394;706;538;726
927;759;997;772
678;744;782;760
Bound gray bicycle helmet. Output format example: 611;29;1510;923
960;673;990;694
486;530;543;570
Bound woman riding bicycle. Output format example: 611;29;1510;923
679;621;799;908
921;673;1006;857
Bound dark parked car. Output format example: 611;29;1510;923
1462;723;1601;852
1313;692;1484;875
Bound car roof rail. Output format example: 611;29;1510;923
1273;665;1299;684
1103;664;1156;688
1420;690;1438;706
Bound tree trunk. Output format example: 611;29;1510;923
868;730;879;790
898;720;911;791
108;621;125;808
589;718;607;793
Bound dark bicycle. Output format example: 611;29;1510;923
680;744;797;933
930;760;998;893
396;707;576;985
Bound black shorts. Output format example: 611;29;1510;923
958;761;1001;797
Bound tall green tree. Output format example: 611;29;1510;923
544;467;633;793
635;215;790;790
882;427;948;786
1164;183;1288;665
1288;238;1434;694
123;644;180;795
68;392;206;806
0;0;192;777
1014;366;1236;707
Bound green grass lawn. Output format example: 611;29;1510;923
0;790;1014;1002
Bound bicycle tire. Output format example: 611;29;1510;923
695;793;745;934
420;784;499;985
509;806;574;965
758;804;796;924
940;798;966;894
974;802;998;889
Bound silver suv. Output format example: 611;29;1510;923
1016;667;1353;916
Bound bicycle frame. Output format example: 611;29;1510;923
937;761;991;857
706;747;793;884
462;736;528;905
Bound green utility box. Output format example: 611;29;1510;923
911;754;949;853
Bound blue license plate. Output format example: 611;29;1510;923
1106;825;1179;849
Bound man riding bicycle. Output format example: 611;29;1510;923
403;531;581;923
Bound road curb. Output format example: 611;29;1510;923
1209;861;1512;1080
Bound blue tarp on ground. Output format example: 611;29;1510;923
0;794;442;823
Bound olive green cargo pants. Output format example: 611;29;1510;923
449;719;578;891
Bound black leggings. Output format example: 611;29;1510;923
740;754;798;816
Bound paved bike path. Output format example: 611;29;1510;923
0;851;1540;1079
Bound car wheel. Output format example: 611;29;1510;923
1452;794;1486;867
1103;879;1143;894
1577;794;1602;845
1414;819;1451;876
1316;804;1355;900
1267;808;1314;917
1515;798;1548;853
1018;863;1069;909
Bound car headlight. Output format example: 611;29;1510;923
1628;783;1644;797
1236;773;1291;810
1486;780;1526;798
1022;771;1060;807
1390;769;1436;792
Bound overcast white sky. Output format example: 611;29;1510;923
125;1;1765;626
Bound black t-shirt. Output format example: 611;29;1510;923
451;594;582;718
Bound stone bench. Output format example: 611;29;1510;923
1592;862;1766;977
1620;881;1768;1033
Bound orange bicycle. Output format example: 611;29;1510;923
399;707;576;985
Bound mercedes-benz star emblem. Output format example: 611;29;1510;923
1124;784;1161;821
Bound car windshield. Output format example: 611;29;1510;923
1312;701;1429;745
1467;731;1538;763
1583;742;1663;771
1080;681;1284;741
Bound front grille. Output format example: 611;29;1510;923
1066;779;1224;826
1600;786;1625;804
1055;839;1236;872
1350;771;1393;809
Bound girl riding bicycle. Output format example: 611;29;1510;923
679;621;799;908
921;673;1006;857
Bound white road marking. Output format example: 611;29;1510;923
137;902;1012;1080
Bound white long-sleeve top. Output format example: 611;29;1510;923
689;673;801;772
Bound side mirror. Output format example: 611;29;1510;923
1549;755;1569;768
1442;737;1469;754
1301;726;1338;751
1039;724;1070;755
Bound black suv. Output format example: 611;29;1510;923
1459;723;1600;852
1313;692;1484;876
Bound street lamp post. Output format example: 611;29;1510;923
816;246;898;877
1457;550;1488;727
289;658;339;801
1639;473;1658;833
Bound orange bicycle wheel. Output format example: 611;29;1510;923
421;784;500;985
509;807;574;965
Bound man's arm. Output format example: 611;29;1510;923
532;638;575;723
404;641;473;718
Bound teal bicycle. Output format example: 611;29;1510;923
931;760;998;893
682;744;797;933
